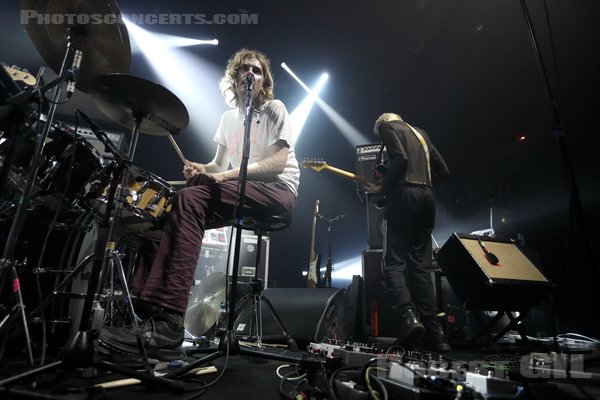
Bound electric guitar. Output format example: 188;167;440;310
301;158;380;187
3;65;37;87
306;199;321;288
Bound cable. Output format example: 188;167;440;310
328;365;364;400
180;338;231;400
276;364;306;381
365;366;388;400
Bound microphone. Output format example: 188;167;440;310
477;237;500;265
66;49;83;98
245;73;255;93
77;109;102;135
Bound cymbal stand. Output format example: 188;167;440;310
0;28;82;368
0;113;185;393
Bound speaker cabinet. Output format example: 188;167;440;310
437;233;553;310
362;249;397;338
357;145;388;249
356;144;388;185
366;194;386;249
259;287;347;346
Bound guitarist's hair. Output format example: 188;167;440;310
373;112;403;135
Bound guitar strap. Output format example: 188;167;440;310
376;122;431;185
405;122;432;186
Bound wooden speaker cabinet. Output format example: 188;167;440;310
437;233;553;310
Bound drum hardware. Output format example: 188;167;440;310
1;21;93;367
0;2;183;393
0;257;34;367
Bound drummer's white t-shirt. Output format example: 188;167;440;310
213;99;300;197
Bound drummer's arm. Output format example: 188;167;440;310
183;144;228;178
203;144;228;173
215;140;287;182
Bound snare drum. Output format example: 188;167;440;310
86;168;175;235
0;115;104;207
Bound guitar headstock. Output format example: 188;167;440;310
301;158;328;171
3;65;37;86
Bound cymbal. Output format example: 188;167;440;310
20;0;131;94
185;272;226;337
90;74;189;136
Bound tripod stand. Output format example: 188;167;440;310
225;217;297;350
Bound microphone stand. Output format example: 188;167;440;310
519;0;597;279
317;213;346;288
0;111;186;394
164;76;300;380
0;28;81;369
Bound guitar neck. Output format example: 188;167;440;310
307;200;320;288
322;165;377;186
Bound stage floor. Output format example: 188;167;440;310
1;336;599;400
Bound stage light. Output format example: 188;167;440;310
330;256;362;281
281;63;370;147
151;33;218;49
123;18;226;153
283;68;328;144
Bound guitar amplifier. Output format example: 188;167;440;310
357;144;388;249
356;144;387;193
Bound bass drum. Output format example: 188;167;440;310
0;209;100;351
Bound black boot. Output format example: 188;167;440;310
99;304;185;361
394;306;425;349
419;315;451;352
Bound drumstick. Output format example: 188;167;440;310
168;134;191;167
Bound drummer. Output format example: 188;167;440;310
99;48;300;361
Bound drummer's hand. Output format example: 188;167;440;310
183;161;205;179
363;181;383;194
186;172;226;186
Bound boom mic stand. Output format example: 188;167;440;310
0;28;82;369
519;0;597;279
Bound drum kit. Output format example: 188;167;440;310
0;0;219;368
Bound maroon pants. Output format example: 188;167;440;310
132;180;296;313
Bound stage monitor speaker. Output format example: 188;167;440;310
344;275;367;341
260;287;346;346
437;233;553;310
362;249;397;338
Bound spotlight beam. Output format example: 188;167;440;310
124;18;226;153
287;70;329;144
282;63;371;147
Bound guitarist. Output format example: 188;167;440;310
363;113;450;352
